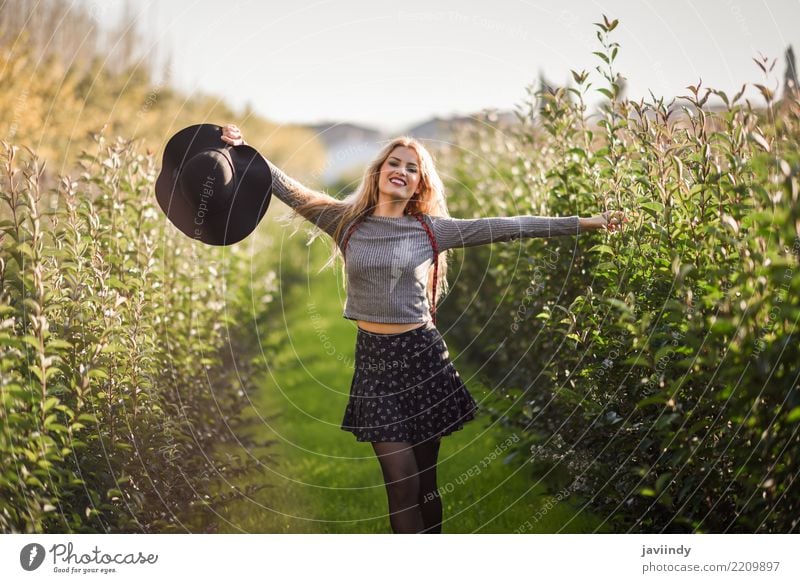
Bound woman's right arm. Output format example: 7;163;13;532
221;123;345;237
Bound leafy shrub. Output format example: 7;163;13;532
0;132;282;533
439;15;799;532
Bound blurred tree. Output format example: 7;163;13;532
0;0;326;184
784;45;798;97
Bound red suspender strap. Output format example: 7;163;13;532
342;213;440;326
341;214;366;261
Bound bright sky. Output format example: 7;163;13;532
84;0;800;133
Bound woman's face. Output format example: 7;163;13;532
378;146;421;203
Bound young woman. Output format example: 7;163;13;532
221;123;626;534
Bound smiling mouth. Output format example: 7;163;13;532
389;178;406;186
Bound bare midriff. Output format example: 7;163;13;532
356;320;427;334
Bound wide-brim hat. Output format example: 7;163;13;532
155;123;273;246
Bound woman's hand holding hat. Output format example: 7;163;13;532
221;123;247;146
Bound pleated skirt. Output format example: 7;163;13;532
340;321;479;443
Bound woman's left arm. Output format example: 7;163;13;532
429;210;628;251
428;215;578;252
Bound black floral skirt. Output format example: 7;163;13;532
340;321;479;443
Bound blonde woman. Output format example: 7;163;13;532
221;123;626;534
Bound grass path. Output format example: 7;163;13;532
211;240;604;533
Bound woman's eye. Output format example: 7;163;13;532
389;162;417;172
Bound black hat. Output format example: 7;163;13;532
155;123;273;246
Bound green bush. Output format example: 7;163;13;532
0;133;282;533
439;16;799;532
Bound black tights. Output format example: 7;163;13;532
371;437;442;534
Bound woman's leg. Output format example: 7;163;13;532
413;436;442;533
371;441;425;533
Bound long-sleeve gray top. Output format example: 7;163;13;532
268;161;583;324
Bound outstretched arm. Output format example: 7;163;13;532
429;210;628;251
429;214;583;252
221;123;345;238
266;162;345;238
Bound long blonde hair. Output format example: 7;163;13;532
290;136;452;309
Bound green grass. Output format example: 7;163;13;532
210;238;604;533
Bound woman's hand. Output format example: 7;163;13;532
579;210;628;232
599;210;628;233
221;123;247;146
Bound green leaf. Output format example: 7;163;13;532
589;244;615;256
43;396;60;413
16;241;35;259
101;342;126;354
46;339;73;350
709;319;735;335
597;88;614;100
640;202;664;219
43;413;59;429
636;395;668;409
88;368;109;379
605;298;633;315
21;335;41;351
30;365;44;384
26;475;45;488
567;147;588;160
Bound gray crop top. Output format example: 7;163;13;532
268;161;583;324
